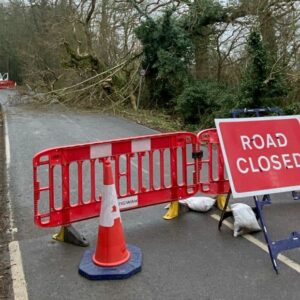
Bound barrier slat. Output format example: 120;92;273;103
78;161;83;205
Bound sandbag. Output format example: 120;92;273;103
231;203;261;237
179;196;216;212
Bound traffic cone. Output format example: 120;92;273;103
93;159;130;266
79;159;142;280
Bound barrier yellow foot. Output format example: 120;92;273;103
216;194;228;211
52;225;89;247
163;201;180;220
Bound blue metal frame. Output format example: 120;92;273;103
230;107;283;118
254;195;300;273
292;191;300;200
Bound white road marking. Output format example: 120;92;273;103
211;214;300;273
3;113;16;235
4;113;10;166
4;111;29;299
9;242;29;300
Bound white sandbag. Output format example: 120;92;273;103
179;196;216;212
231;203;261;237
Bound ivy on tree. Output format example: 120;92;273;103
135;10;194;108
239;30;287;108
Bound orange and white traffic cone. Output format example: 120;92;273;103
93;159;130;266
79;159;142;280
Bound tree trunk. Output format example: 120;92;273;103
258;2;277;65
193;28;211;80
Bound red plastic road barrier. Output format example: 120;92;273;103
216;116;300;197
0;80;16;89
33;132;201;227
197;129;230;195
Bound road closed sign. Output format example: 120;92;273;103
215;116;300;197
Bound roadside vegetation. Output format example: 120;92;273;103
0;0;300;130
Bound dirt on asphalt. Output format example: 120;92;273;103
0;107;13;300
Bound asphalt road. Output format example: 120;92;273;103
1;90;300;300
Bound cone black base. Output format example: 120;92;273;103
78;244;142;280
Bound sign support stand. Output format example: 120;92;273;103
219;190;300;273
254;195;300;273
253;195;278;273
292;191;300;200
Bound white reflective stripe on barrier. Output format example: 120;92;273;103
132;139;151;152
90;144;112;159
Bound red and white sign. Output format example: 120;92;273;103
215;116;300;198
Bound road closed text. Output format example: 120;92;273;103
236;133;300;174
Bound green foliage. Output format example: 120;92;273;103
239;30;268;107
135;10;193;108
239;30;287;108
284;102;300;115
175;80;236;128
